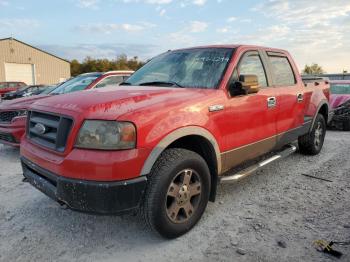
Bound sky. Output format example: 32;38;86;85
0;0;350;73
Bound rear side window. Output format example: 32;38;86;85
268;56;296;86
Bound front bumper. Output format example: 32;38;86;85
0;117;26;146
21;157;147;214
0;131;20;146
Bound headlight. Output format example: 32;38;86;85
75;120;136;150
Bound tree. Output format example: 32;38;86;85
70;55;145;76
302;63;325;75
70;59;81;76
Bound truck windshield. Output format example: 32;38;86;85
50;74;101;95
124;48;234;89
331;84;350;94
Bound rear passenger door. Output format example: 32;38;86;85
265;52;305;144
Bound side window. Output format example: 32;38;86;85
268;56;296;86
95;76;124;88
9;83;17;87
239;53;268;87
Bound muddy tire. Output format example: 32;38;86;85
298;114;326;155
141;148;211;239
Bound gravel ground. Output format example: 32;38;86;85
0;130;349;262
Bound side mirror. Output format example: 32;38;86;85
239;74;260;94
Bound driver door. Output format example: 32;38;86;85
222;50;278;172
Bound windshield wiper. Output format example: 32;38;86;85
138;81;184;88
119;82;131;86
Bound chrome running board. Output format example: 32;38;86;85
220;144;297;184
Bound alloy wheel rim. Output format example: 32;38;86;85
165;169;202;224
314;122;323;148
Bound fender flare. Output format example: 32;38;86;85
310;100;329;130
140;126;222;175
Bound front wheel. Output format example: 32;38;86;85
141;148;211;239
298;113;326;155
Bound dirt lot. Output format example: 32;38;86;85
0;130;349;262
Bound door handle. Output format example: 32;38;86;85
267;97;276;108
297;93;304;102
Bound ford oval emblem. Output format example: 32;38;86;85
34;123;47;135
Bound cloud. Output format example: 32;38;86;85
0;19;39;32
254;0;350;27
179;0;207;7
75;22;153;34
226;17;237;23
163;20;208;49
216;27;230;33
38;43;159;61
159;8;166;16
122;0;172;4
188;21;208;33
0;0;9;6
247;0;350;72
168;31;195;46
77;0;100;9
219;0;349;73
192;0;206;6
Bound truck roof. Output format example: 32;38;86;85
173;44;288;54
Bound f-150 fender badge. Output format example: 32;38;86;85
208;105;224;112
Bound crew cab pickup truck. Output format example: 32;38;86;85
0;71;133;146
20;45;330;238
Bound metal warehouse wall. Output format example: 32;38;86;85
0;38;70;85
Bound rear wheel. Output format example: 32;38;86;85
141;148;211;239
298;114;326;155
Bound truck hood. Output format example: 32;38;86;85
0;94;50;110
330;94;350;109
31;86;219;119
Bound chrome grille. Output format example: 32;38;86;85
0;111;19;123
27;111;73;152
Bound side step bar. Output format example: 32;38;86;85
220;144;297;184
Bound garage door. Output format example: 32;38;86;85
5;63;35;85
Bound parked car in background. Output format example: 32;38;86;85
329;80;350;130
2;85;46;100
33;85;58;95
20;45;330;238
0;71;134;146
0;82;26;98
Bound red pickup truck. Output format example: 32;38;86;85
0;71;133;146
20;45;330;238
0;82;26;98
